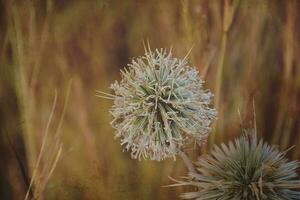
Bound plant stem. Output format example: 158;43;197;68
178;150;196;174
211;0;240;147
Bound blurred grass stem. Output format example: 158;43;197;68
24;90;57;200
211;0;239;147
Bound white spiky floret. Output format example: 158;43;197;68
97;46;216;161
174;131;300;200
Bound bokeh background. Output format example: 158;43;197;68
1;0;300;199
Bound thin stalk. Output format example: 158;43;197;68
37;80;72;197
181;0;196;66
272;1;295;145
178;150;196;174
11;3;37;171
211;0;239;147
214;32;228;111
24;90;57;200
30;0;53;89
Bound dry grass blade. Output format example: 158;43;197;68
24;82;70;199
25;90;58;200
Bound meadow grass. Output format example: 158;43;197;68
1;0;299;199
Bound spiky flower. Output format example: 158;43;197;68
97;46;216;161
175;131;300;200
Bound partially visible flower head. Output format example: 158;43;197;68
98;46;216;161
175;131;300;199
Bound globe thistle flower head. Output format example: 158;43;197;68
97;45;216;161
175;130;300;200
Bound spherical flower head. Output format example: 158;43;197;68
177;131;300;199
102;46;216;161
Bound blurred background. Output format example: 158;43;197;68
1;0;300;199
